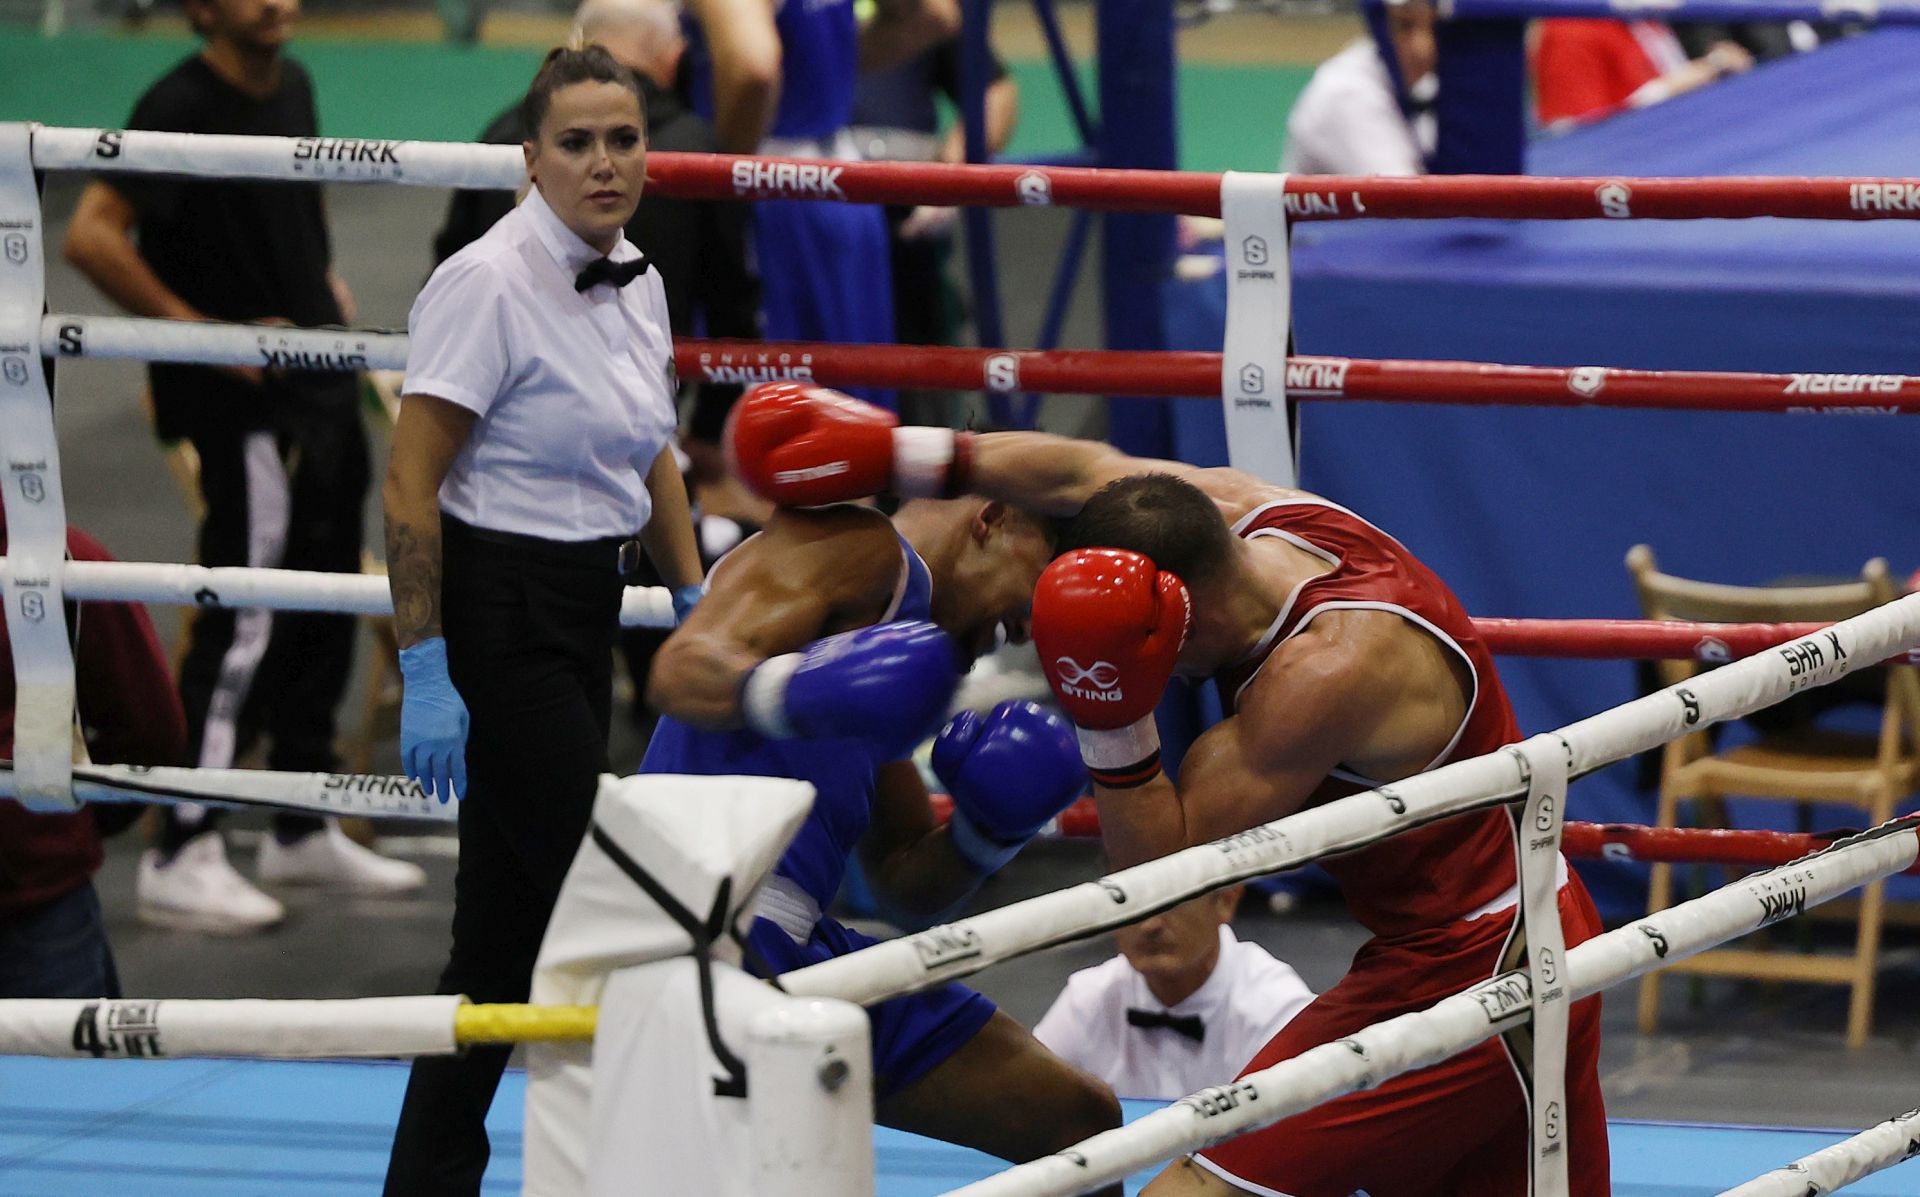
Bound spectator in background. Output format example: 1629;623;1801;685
683;0;960;409
1033;886;1314;1101
63;0;424;935
1672;20;1827;63
0;515;186;998
850;26;1018;422
1282;0;1436;177
1532;18;1753;129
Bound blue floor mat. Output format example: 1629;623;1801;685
2;1057;1917;1195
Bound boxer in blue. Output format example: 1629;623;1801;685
641;493;1122;1176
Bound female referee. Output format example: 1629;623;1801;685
380;45;703;1195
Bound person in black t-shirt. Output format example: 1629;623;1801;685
63;0;424;933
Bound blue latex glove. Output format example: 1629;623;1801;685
740;620;961;761
670;583;703;625
398;637;469;803
936;700;1085;874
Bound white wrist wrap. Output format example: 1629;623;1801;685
1076;715;1161;773
892;427;958;498
741;653;803;739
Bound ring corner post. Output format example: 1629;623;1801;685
1094;0;1177;458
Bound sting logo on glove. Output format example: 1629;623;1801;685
1052;657;1124;701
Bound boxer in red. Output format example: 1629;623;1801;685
725;382;1609;1197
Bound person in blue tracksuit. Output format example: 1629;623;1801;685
641;495;1122;1179
682;0;959;408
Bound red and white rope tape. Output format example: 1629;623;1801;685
778;593;1920;1008
26;127;1920;222
42;314;1920;414
940;816;1920;1197
1716;1106;1920;1197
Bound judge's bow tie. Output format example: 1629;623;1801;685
1126;1008;1205;1043
574;254;650;292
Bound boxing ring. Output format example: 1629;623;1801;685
4;121;1920;1196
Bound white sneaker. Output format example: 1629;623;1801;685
257;822;428;895
137;833;286;934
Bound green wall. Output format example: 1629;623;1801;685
0;29;1308;171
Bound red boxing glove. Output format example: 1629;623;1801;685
723;382;973;508
1032;548;1191;789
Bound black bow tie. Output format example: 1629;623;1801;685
574;254;650;292
1126;1008;1205;1044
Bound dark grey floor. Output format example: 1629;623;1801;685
31;175;1920;1137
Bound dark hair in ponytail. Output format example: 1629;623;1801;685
520;44;646;136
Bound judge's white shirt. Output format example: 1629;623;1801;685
404;185;678;541
1281;39;1434;178
1033;928;1316;1101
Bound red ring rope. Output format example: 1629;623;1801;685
926;796;1920;875
1475;618;1920;666
645;154;1920;222
675;339;1920;413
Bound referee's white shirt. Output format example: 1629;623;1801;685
403;185;678;541
1281;39;1434;178
1033;928;1316;1101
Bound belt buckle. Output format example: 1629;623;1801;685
617;538;643;581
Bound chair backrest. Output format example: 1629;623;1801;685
1626;545;1920;769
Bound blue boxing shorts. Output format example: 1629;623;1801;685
753;197;897;409
746;912;995;1097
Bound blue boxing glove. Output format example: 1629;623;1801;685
936;700;1086;874
398;637;469;803
670;583;703;625
741;620;961;761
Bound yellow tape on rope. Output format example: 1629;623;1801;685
454;1003;598;1044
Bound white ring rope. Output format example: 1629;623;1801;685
781;593;1920;1007
0;995;463;1060
940;817;1920;1197
0;556;674;627
0;759;453;822
1716;1106;1920;1197
32;125;521;188
44;313;408;370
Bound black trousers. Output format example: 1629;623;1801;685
168;389;369;841
384;515;626;1197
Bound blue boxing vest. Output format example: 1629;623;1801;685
637;535;934;909
685;0;859;142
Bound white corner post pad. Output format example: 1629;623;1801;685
581;960;874;1197
1511;734;1572;1197
0;122;78;811
1219;171;1297;489
522;771;817;1197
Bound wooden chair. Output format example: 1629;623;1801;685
1629;545;1920;1048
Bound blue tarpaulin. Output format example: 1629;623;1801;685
1164;30;1920;916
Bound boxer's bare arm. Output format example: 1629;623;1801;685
967;432;1293;520
1092;627;1413;868
645;507;900;727
860;759;989;921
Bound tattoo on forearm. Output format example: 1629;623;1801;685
385;517;443;645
